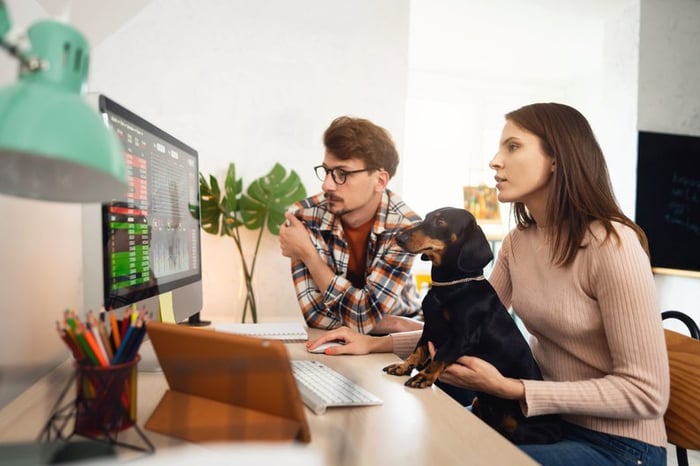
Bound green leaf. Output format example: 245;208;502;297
240;164;306;235
259;163;286;190
267;209;287;235
274;170;306;205
273;168;301;194
239;194;264;230
199;173;223;235
246;178;267;202
188;203;200;221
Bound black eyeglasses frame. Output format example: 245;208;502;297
313;165;373;185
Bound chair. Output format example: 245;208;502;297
662;310;700;466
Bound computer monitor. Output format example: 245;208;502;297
82;94;207;326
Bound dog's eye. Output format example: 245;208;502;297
436;218;448;228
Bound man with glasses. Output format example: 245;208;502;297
279;116;424;334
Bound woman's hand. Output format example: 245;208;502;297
306;326;393;355
428;342;525;400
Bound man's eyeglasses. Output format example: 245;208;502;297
314;165;373;185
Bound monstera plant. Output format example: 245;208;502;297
200;162;306;323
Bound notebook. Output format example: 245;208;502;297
144;321;311;443
215;322;308;342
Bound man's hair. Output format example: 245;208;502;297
323;116;399;177
505;102;648;266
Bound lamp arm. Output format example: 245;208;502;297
0;1;45;72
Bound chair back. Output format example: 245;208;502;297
664;326;700;450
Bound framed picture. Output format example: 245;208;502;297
463;185;501;223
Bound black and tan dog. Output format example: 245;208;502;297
384;207;561;445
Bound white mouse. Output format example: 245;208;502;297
307;341;345;354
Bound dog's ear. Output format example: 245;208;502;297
457;222;494;274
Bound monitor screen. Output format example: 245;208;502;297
82;94;204;324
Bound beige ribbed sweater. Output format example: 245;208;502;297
392;221;669;447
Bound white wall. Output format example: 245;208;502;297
638;0;700;329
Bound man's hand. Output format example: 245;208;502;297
279;212;315;261
279;212;336;291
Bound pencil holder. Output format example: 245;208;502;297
74;355;140;437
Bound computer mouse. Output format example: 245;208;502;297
307;341;346;354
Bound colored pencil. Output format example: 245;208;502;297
109;308;121;350
112;323;135;365
74;326;99;366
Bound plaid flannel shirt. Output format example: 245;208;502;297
290;189;422;333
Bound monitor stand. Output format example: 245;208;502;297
179;311;211;327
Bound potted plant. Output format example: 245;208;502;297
199;162;306;323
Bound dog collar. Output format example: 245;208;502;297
430;275;485;287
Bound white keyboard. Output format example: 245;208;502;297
290;360;383;415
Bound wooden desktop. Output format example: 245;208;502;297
0;327;536;465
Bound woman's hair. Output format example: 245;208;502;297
505;102;648;266
323;116;399;177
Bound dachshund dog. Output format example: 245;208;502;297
383;207;561;445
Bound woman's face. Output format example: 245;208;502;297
489;120;555;214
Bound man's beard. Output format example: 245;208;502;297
325;193;351;217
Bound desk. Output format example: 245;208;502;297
0;328;536;466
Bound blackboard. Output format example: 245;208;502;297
635;131;700;275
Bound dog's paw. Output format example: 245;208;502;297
405;372;436;388
383;362;413;376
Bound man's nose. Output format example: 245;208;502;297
321;173;337;191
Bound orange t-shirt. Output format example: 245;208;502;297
342;218;374;288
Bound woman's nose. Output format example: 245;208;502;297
489;153;502;169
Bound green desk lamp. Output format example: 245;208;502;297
0;1;126;202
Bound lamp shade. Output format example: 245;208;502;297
0;19;127;203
